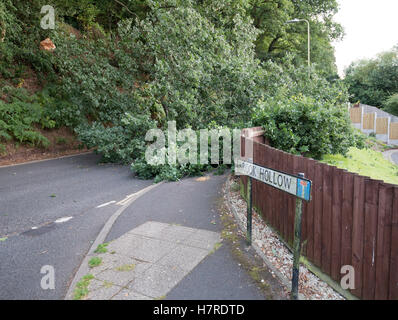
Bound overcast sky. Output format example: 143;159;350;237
332;0;398;77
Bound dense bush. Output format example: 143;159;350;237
344;47;398;107
253;94;357;159
53;1;263;169
0;0;357;182
384;94;398;116
0;88;56;153
115;4;262;129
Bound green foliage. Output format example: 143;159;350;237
344;47;398;107
94;242;109;254
88;257;102;268
116;3;261;129
73;274;94;300
253;94;356;159
0;88;55;149
383;93;398;116
249;0;342;75
0;1;355;183
76;113;157;164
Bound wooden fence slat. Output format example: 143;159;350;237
375;184;394;300
331;167;343;281
287;152;294;243
313;162;323;267
255;142;262;221
321;164;333;274
341;172;354;268
265;147;272;227
281;152;289;240
275;151;282;234
351;176;366;298
252;142;259;215
299;156;308;257
389;187;398;300
362;180;380;300
269;148;276;229
305;159;316;262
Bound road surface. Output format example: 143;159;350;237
0;153;283;300
0;153;152;299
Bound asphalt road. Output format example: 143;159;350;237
0;153;152;299
1;153;280;300
392;151;398;165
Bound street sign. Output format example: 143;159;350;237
235;158;312;300
235;159;312;201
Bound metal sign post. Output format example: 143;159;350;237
235;160;311;300
291;173;305;300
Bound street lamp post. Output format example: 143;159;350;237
286;18;311;79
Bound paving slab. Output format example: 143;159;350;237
111;289;152;300
128;264;188;298
70;221;221;300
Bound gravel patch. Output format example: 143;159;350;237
225;176;345;300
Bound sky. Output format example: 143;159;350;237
332;0;398;77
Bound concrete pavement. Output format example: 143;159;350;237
68;174;286;300
69;222;221;300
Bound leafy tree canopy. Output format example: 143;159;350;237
344;46;398;107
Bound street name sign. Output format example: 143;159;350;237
235;159;312;201
236;157;312;300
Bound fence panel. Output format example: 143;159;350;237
350;108;362;123
376;118;389;134
363;113;375;130
240;133;398;300
390;123;398;140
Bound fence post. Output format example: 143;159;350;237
360;106;364;132
291;173;305;300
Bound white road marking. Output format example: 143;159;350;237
116;193;138;206
55;217;73;224
96;201;116;208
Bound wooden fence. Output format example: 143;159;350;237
348;105;398;143
241;128;398;300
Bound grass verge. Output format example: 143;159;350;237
322;147;398;185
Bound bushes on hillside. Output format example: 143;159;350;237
0;88;56;153
253;94;358;160
384;94;398;116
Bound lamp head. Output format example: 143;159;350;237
286;18;301;24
